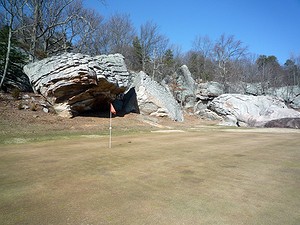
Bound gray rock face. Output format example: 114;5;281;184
131;71;183;121
176;65;196;93
242;83;264;96
267;85;300;109
195;81;300;125
113;87;140;116
195;109;223;121
193;82;225;117
23;53;129;117
196;82;224;100
291;95;300;109
1;65;32;92
166;65;196;109
208;94;300;127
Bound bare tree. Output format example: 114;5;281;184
193;35;213;59
25;0;81;60
238;54;260;84
213;34;248;92
139;21;169;79
105;13;136;55
150;36;169;79
40;0;78;55
12;0;103;60
1;0;108;64
191;35;214;81
72;7;103;55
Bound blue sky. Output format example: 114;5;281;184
85;0;300;64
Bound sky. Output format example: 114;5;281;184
85;0;300;65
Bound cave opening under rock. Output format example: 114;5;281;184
73;96;113;118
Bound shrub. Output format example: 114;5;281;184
30;102;37;111
11;88;20;99
18;103;23;110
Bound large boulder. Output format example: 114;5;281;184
131;71;183;121
208;94;300;127
175;65;196;108
164;65;196;109
23;53;129;117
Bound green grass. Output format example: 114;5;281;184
0;114;154;145
0;129;300;224
0;130;102;145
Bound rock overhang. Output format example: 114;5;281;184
23;53;129;117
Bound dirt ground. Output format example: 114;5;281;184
1;92;300;225
0;92;216;143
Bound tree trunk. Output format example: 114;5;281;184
142;48;146;72
0;14;13;90
29;1;40;62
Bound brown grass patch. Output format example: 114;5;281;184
1;129;299;224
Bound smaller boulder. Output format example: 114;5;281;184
196;82;224;100
264;118;300;129
195;109;223;121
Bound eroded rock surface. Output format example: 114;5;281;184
267;85;300;109
208;94;300;127
24;53;129;117
173;65;197;109
1;64;32;92
131;71;183;121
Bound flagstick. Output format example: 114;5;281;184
109;109;112;148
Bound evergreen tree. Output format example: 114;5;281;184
163;49;174;67
284;59;299;85
256;55;282;88
0;26;26;64
132;36;143;71
0;25;28;91
162;48;175;75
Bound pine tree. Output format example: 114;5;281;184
132;36;143;71
0;25;28;91
163;49;174;67
0;26;26;64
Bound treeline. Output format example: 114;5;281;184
187;35;300;91
1;0;299;91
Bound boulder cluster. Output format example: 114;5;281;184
22;52;300;128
